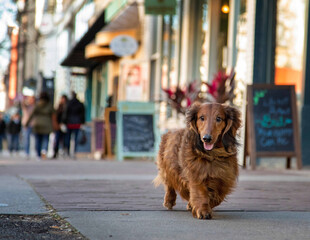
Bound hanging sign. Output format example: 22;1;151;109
145;0;176;15
109;35;138;57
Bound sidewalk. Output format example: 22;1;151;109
0;156;310;239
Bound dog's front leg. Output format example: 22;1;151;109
189;183;212;219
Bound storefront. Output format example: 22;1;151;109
60;0;148;158
151;0;240;130
59;0;310;165
150;0;310;166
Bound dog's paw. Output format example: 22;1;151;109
192;207;212;220
186;202;192;211
163;201;175;210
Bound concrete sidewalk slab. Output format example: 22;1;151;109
0;176;48;215
59;211;310;240
1;159;310;240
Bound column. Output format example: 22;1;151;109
301;1;310;166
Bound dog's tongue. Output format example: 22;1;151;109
204;143;214;151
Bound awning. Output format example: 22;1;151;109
61;1;140;68
85;44;114;59
60;11;108;67
102;2;140;32
95;29;137;46
85;29;137;60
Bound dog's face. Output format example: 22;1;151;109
186;102;241;152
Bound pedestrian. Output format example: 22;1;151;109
7;113;22;155
26;92;56;160
52;94;68;159
63;91;85;158
0;112;6;153
21;95;36;158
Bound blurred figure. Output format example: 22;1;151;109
21;95;36;158
63;91;85;158
26;92;55;160
0;112;6;153
7;113;22;155
52;94;68;159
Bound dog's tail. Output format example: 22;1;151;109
152;174;163;188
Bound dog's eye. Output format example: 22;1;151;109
216;117;222;122
199;116;204;121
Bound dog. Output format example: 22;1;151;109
154;102;241;219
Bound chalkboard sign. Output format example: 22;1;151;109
253;88;294;152
116;102;159;161
122;114;155;152
245;84;302;170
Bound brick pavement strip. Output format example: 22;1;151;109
28;178;310;212
1;159;310;212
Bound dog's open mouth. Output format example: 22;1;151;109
203;142;214;151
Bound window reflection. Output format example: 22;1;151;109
275;0;305;94
161;1;182;90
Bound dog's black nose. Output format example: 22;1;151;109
203;134;212;143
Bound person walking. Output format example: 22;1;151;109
63;91;85;158
52;94;68;159
21;95;36;158
0;112;6;153
26;92;56;160
7;113;22;155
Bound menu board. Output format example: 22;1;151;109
245;84;302;169
116;102;159;161
122;114;155;153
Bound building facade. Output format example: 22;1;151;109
12;0;310;166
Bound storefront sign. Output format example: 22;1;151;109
145;0;176;15
119;60;149;102
110;35;138;57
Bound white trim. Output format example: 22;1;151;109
238;0;256;165
179;0;191;86
227;0;240;70
207;0;221;82
245;0;256;86
154;16;163;102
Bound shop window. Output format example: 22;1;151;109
161;0;183;90
275;0;305;95
235;0;247;84
234;0;248;106
199;0;229;84
74;0;95;42
218;0;229;70
92;64;108;118
200;0;209;82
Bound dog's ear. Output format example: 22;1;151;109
222;105;242;151
186;102;201;133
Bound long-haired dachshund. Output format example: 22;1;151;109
154;102;241;219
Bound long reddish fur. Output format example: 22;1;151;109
154;102;242;219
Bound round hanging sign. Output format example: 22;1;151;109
109;35;138;57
